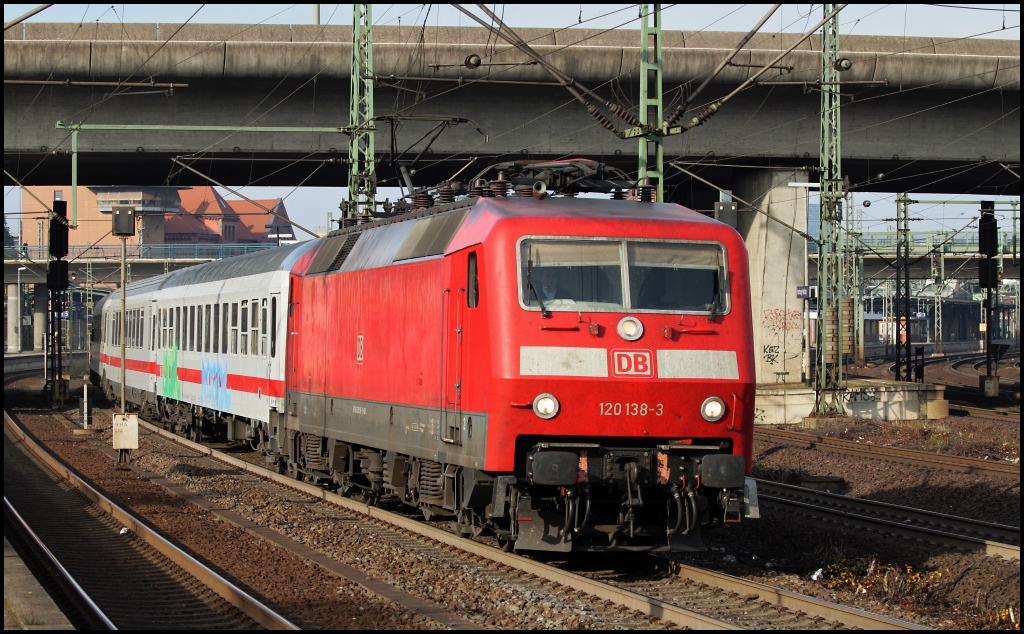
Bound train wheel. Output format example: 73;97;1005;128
496;534;515;552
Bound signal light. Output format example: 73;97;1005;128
930;254;942;281
47;259;69;291
979;201;997;256
979;258;1000;288
49;199;68;259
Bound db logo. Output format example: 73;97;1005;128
611;349;654;377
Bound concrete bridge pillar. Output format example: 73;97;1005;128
33;283;47;352
6;284;21;353
732;169;810;387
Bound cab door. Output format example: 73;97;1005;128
441;256;465;446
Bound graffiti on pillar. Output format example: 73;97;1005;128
760;309;804;371
754;407;766;422
762;309;803;331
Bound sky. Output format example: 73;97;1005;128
3;4;1021;239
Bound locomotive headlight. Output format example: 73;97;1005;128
617;316;644;341
533;393;560;419
701;396;726;422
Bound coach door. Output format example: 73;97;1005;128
265;294;280;397
150;300;159;399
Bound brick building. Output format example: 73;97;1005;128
16;186;295;252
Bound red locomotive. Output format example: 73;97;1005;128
93;162;758;552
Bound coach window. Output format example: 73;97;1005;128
213;304;220;353
240;301;249;355
189;306;196;351
204;305;211;352
231;302;240;355
467;252;479;308
175;306;181;349
251;298;260;357
222;303;230;354
260;298;268;357
270;297;277;358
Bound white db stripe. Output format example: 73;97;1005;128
657;350;739;379
520;346;608;377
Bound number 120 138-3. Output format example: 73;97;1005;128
599;402;663;416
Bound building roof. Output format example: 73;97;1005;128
233;197;295;242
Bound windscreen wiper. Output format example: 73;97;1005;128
707;273;721;323
527;256;550;318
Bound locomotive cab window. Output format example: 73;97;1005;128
520;239;624;311
519;238;728;315
467;252;479;308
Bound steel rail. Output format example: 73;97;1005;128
948;404;1021;422
754;427;1020;480
664;561;926;630
4;498;115;629
3;410;300;630
757;480;1020;562
140;415;926;629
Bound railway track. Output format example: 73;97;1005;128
3;411;296;630
948;404;1021;422
4;395;929;630
163;421;928;630
754;427;1020;480
757;480;1020;562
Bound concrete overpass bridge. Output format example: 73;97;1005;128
4;23;1020;203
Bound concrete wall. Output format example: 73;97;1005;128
756;380;950;425
733;169;810;386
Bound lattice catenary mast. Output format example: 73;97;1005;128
347;4;376;222
814;4;846;415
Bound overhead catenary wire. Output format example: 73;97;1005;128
6;6;1015;250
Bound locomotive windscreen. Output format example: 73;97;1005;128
520;238;727;314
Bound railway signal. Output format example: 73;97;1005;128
930;253;943;282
